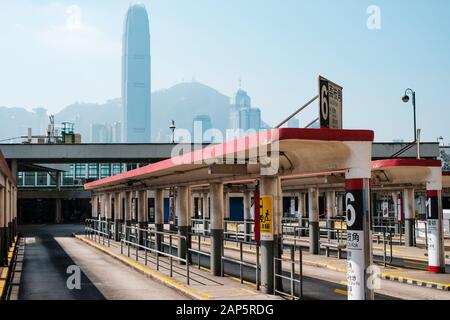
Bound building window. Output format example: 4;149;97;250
88;163;99;179
17;172;24;186
100;163;111;178
24;172;35;186
36;172;48;186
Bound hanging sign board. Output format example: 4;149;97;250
319;76;343;129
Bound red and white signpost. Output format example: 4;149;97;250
345;178;374;300
426;167;445;273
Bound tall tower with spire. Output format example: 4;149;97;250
122;3;151;143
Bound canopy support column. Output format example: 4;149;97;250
138;190;148;246
326;191;337;240
403;188;415;247
155;189;164;251
297;192;306;237
114;192;124;241
243;190;252;242
260;176;282;294
210;183;223;276
308;187;319;254
176;186;190;263
124;191;132;241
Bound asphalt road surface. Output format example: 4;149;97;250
8;224;186;300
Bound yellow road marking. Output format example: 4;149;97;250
403;260;427;266
225;275;257;287
0;268;8;279
398;255;428;262
373;246;401;253
0;235;19;299
241;288;259;295
334;288;347;296
340;281;347;286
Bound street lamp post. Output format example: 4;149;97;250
169;120;176;143
402;88;417;142
169;120;176;231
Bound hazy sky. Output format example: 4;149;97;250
0;0;449;142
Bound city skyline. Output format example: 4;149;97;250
0;0;449;143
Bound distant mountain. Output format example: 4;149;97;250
0;82;255;143
152;82;231;142
54;99;122;142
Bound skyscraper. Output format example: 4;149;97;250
122;4;151;143
192;115;213;143
90;123;112;143
229;88;262;133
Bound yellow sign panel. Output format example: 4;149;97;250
260;195;273;240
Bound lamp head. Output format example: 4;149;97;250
402;94;410;103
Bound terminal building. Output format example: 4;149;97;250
1;141;447;226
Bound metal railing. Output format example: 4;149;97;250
381;229;393;266
224;220;244;238
192;218;210;235
282;218;310;238
85;219;192;285
221;237;260;290
189;233;211;269
274;237;303;300
85;219;110;247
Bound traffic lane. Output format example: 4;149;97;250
183;249;394;300
19;223;85;238
17;233;105;300
16;224;186;300
54;236;187;300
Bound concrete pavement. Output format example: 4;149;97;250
76;234;283;301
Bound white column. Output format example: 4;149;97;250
176;186;190;260
223;192;230;220
425;167;445;273
308;187;319;254
210;183;224;276
403;188;415;247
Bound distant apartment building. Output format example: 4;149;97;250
192;115;213;143
287;117;299;128
90;123;112;143
112;121;122;143
90;122;122;143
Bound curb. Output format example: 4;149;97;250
381;273;450;291
0;235;19;300
302;259;450;291
74;234;211;300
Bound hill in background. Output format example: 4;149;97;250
0;82;237;143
